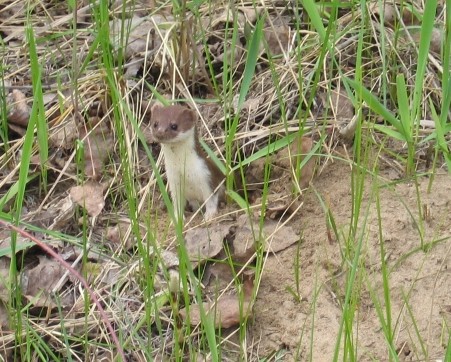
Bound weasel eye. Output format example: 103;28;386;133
170;123;178;131
153;122;158;128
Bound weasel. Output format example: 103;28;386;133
150;104;224;222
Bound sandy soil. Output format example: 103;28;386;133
247;159;451;361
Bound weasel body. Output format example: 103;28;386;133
150;104;224;221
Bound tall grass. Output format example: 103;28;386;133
0;0;449;360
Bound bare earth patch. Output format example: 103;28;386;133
248;159;451;361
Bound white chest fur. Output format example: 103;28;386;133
161;137;218;220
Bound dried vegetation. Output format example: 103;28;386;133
0;0;449;360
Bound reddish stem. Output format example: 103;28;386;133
0;220;126;361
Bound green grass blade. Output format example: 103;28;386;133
0;175;38;213
200;139;226;175
396;73;414;174
230;133;297;172
26;23;48;187
429;98;451;170
396;74;411;141
411;0;438;127
300;0;326;42
237;15;264;111
373;125;406;142
347;78;403;136
442;0;450;110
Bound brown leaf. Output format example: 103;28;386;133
180;273;254;329
105;220;147;250
275;135;316;190
0;236;34;258
232;215;301;262
244;157;269;191
238;7;259;24
96;262;123;286
109;15;171;58
59;246;104;267
410;27;443;55
21;255;67;308
29;195;75;229
263;25;290;56
262;219;301;254
7;89;30;127
265;195;302;220
203;262;236;293
49;195;76;229
0;300;9;328
318;88;354;122
184;224;229;262
377;3;419;28
159;249;179;269
110;0;154;17
230;220;257;263
49;117;79;149
0;257;11;303
70;181;105;217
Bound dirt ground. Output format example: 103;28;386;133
244;157;451;361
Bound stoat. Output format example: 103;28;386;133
150;104;224;222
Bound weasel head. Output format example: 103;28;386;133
150;104;196;144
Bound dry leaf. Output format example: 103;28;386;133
238;7;259;24
109;15;171;58
239;97;260;113
318;88;354;121
59;245;105;264
0;300;9;328
0;257;11;302
184;224;229;262
97;262;123;286
29;195;75;229
410;27;443;55
7;89;30;128
70;181;105;217
262;219;301;254
21;255;67;308
49;195;76;229
232;215;301;262
0;236;34;258
265;195;302;220
275;135;316;190
49;118;79;149
263;25;290;56
210;9;247;30
203;262;236;293
0;2;26;29
105;219;147;250
110;0;154;17
180;273;254;329
369;2;419;28
230;221;257;263
203;10;245;65
160;249;179;269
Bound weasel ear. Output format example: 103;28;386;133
189;108;197;121
150;102;163;115
183;108;197;123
